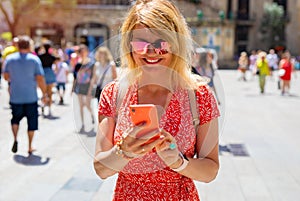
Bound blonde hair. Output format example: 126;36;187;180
258;51;267;59
95;46;114;63
120;0;199;89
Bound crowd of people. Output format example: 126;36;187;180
237;48;297;95
0;35;117;154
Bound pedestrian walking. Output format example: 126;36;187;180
94;0;220;200
279;51;294;95
238;51;248;81
93;46;117;102
266;49;279;72
267;48;279;83
3;35;47;154
256;51;271;94
54;55;69;104
249;50;258;80
2;37;19;60
192;49;220;104
72;44;96;132
38;41;57;116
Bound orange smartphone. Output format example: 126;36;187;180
129;104;161;143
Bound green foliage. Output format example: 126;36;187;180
259;2;285;47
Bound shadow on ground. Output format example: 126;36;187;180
13;154;50;166
77;129;96;137
42;115;60;120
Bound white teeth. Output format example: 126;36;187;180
145;58;159;63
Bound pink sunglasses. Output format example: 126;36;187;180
130;41;170;55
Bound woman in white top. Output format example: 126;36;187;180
94;46;117;101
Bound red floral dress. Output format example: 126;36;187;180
98;81;220;201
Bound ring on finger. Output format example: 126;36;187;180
169;142;176;150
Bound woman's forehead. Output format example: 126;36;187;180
132;30;160;40
131;24;165;40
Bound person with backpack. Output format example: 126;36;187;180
93;0;220;200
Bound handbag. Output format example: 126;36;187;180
256;69;260;75
278;69;286;77
95;64;111;100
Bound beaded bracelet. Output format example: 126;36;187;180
115;139;136;160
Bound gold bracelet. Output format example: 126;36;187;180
115;140;135;160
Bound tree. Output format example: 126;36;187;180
0;0;76;38
0;0;41;37
259;2;286;48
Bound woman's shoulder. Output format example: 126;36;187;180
102;80;119;93
195;84;211;97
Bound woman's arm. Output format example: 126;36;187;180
87;63;99;96
111;64;117;80
178;118;219;182
93;115;129;179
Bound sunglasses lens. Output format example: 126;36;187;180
155;42;169;55
131;41;170;55
130;42;149;54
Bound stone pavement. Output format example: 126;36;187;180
0;70;300;201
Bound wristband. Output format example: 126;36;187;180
171;152;189;172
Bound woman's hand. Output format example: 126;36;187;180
155;129;183;169
120;123;163;158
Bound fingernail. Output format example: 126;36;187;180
160;135;165;139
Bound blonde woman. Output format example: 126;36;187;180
94;46;117;101
238;51;249;81
94;0;220;200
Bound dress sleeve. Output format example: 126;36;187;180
98;81;117;117
196;85;220;125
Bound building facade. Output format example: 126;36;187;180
3;0;300;66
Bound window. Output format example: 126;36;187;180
237;0;249;20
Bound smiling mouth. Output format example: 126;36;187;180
143;58;162;64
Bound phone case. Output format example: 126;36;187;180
129;104;160;141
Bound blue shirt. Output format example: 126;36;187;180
4;52;44;104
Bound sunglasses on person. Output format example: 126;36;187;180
130;40;170;55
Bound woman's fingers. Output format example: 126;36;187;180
122;126;161;154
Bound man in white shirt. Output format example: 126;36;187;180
267;49;279;71
54;57;69;104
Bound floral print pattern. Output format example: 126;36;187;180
98;81;220;201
